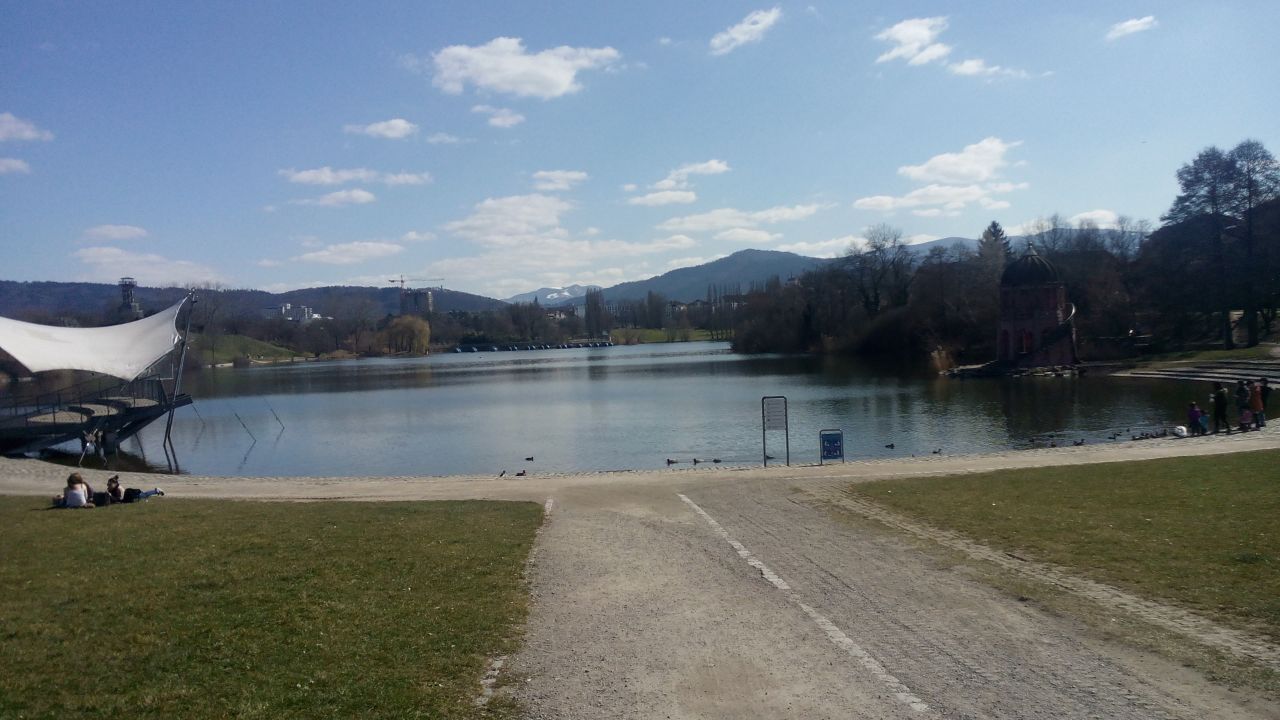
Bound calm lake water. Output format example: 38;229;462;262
125;342;1201;477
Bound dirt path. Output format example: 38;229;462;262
3;429;1278;718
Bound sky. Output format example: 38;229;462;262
2;2;1278;300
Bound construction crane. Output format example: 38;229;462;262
388;275;444;291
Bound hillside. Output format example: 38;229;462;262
593;249;830;304
504;284;600;305
0;281;505;321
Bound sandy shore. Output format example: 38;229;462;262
3;424;1276;502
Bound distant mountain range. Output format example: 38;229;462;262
0;281;504;321
2;232;1083;321
503;284;601;305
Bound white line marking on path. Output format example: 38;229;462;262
544;497;554;515
678;493;932;715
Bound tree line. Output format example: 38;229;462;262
730;139;1280;365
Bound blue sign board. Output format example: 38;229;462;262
819;429;844;464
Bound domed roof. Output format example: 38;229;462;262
1001;243;1060;287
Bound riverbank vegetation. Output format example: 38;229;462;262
0;496;541;719
732;140;1280;365
847;449;1280;643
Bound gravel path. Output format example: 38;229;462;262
3;429;1278;718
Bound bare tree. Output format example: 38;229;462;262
846;224;915;317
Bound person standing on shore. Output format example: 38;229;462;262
1249;379;1265;429
1235;380;1252;431
1186;402;1204;436
1259;378;1271;428
1212;382;1230;434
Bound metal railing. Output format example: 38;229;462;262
1;375;170;429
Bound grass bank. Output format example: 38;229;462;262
189;333;296;366
1136;344;1279;365
0;497;542;719
847;450;1280;642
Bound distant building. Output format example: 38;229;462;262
261;303;320;324
997;244;1077;367
118;277;142;321
399;288;433;316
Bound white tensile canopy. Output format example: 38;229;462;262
0;298;187;381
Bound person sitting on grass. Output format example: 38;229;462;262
53;472;95;509
105;475;123;504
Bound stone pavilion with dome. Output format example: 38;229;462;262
997;243;1078;368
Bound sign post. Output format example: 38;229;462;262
819;429;844;465
761;396;789;466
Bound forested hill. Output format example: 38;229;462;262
596;249;831;304
0;280;505;322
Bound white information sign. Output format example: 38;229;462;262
763;397;787;431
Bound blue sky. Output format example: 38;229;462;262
2;2;1277;299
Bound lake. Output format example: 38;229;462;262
128;342;1199;477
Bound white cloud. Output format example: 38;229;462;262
291;189;377;207
621;183;638;192
74;246;221;286
445;194;573;247
652;159;731;190
855;183;1026;212
256;259;282;268
295;241;404;265
436;194;717;296
1106;16;1157;41
381;172;432;186
947;58;1028;78
874;17;951;66
427;132;462;144
84;224;148;241
658;37;674;46
912;208;944;218
876;18;1029;79
776;237;854;258
279;167;431;186
428;37;619;99
666;254;725;269
906;233;942;245
0;157;31;174
400;230;436;242
628;190;697;206
710;7;783;56
533;170;589;191
899;137;1020;184
1068;209;1119;227
0;113;54;142
658;204;821;233
714;228;780;244
279;167;379;185
472;104;525;128
342;118;418;139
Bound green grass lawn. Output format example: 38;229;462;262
847;450;1280;641
189;333;296;365
0;497;542;719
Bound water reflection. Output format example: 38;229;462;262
126;342;1203;477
